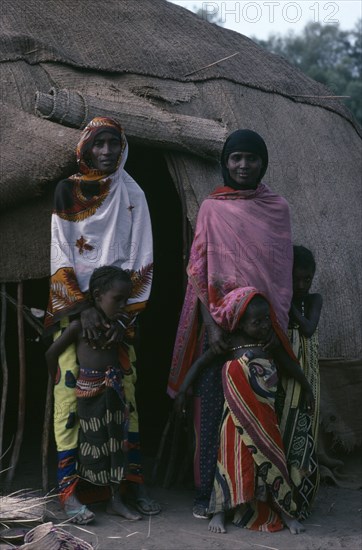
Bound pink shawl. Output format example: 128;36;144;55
167;184;293;397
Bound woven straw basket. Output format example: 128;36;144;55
20;522;93;549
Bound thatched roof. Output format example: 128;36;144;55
0;0;360;125
0;0;361;361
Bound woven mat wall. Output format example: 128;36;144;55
320;359;362;450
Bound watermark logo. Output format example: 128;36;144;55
50;241;140;264
201;1;340;25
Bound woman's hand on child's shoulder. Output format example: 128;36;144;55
81;306;110;346
209;337;229;356
104;321;127;347
262;329;280;352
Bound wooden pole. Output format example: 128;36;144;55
35;88;227;160
6;282;26;487
0;283;9;471
41;374;53;493
162;413;183;489
151;412;173;485
4;291;43;335
164;153;193;291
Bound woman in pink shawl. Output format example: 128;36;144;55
168;129;299;519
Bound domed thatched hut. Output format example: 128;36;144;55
0;0;361;485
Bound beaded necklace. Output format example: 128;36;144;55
230;343;264;351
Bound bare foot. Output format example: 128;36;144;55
64;493;95;525
281;512;305;534
107;493;142;520
208;512;226;533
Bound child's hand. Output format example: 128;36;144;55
304;387;315;415
174;391;187;418
289;303;299;321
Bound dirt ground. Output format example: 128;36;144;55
1;450;361;550
46;483;362;550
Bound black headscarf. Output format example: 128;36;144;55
221;129;269;188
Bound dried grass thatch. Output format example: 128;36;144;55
0;489;48;523
20;521;94;549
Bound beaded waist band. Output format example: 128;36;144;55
76;365;123;399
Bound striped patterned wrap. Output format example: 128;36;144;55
76;365;129;486
76;365;125;401
209;354;296;532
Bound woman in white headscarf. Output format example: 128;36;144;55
45;117;159;523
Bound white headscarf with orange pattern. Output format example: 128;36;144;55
45;117;153;331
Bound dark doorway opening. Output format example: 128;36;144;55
1;145;185;487
125;144;184;455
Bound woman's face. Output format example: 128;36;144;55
89;131;122;173
226;151;263;188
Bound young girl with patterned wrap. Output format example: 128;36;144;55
175;287;314;535
277;245;323;518
46;266;141;522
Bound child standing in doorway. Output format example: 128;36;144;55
46;265;141;523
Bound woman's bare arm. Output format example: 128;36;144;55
174;341;228;415
200;302;225;345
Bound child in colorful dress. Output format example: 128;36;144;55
175;287;314;535
46;265;141;523
278;245;323;518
